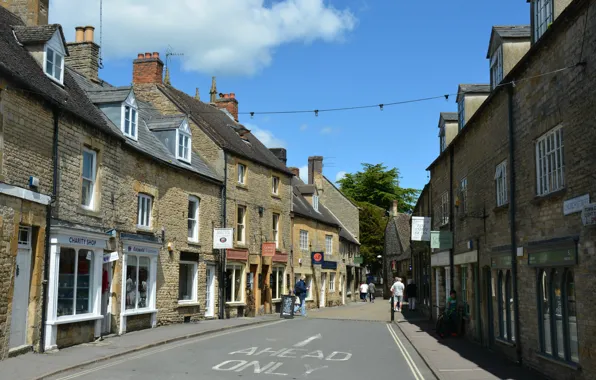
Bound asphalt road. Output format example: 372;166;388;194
48;317;435;380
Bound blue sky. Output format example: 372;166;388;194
52;1;530;190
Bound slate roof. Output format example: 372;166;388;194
456;84;491;102
159;85;294;176
440;112;458;123
147;115;186;131
86;87;131;104
487;25;530;58
339;228;360;245
70;69;220;182
0;8;117;138
392;213;411;260
292;177;340;228
13;24;69;54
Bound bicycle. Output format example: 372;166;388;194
435;309;461;338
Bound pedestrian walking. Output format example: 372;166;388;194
406;279;417;311
390;277;405;312
359;282;369;302
294;276;309;316
367;281;376;303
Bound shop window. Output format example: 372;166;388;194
270;267;284;300
57;248;93;317
507;271;515;342
188;196;199;242
497;270;514;342
538;268;579;363
225;264;245;303
179;261;198;303
125;256;150;310
330;273;336;292
305;274;313;300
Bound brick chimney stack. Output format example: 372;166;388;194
1;0;49;26
288;167;300;178
133;52;164;85
308;156;323;185
215;92;239;122
65;26;100;82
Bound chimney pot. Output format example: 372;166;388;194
133;50;165;85
152;52;159;59
144;52;152;59
83;26;95;42
75;27;85;43
137;53;144;59
230;92;235;99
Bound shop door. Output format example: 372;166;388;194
205;265;215;317
10;227;32;349
483;266;494;347
101;262;112;334
320;273;327;308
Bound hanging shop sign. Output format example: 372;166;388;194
563;194;590;215
213;228;234;249
582;203;596;226
431;250;449;267
103;251;119;263
528;240;577;267
311;251;324;265
411;217;431;241
430;231;453;250
353;256;363;264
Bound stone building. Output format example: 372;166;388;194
306;156;362;302
383;201;411;294
409;185;432;318
128;59;294;318
420;0;596;378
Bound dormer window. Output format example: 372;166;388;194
458;97;465;131
534;0;553;42
313;195;319;212
121;91;139;140
45;46;64;84
176;120;192;163
490;46;503;89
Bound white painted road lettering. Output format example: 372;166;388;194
293;334;321;347
278;348;307;358
304;364;328;376
212;360;248;371
228;347;350;361
301;350;324;360
326;351;352;361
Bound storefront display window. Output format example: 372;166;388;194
126;256;150;310
270;267;284;300
225;264;244;303
57;248;93;317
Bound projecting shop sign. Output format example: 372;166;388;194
213;228;234;249
411;216;431;241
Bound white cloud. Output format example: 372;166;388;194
320;127;333;135
299;165;308;183
299;124;308;131
246;124;285;148
335;171;347;183
51;0;356;76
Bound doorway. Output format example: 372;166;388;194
205;265;215;317
320;273;327;308
10;227;32;349
101;262;112;335
483;266;494;347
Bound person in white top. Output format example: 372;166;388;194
390;277;405;312
359;282;369;302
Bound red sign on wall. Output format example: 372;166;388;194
262;242;276;257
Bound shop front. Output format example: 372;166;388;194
225;249;248;318
431;250;449;320
271;252;289;314
118;234;159;334
489;250;514;348
454;250;478;338
45;226;110;351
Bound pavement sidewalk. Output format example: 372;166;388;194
393;312;546;380
0;315;279;380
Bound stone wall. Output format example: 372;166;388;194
56;321;95;348
315;175;359;239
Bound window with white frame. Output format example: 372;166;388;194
45;46;64;84
188;196;199;242
125;255;151;310
458;97;465;131
137;194;153;228
534;0;553;41
178;261;198;303
225;264;245;303
329;273;336;292
536;126;564;196
495;160;508;206
272;176;280;195
236;206;246;244
270;267;285;300
325;235;333;255
460;177;468;214
123;105;138;140
57;248;94;316
312;195;319;212
237;163;247;185
441;192;449;225
272;213;280;249
490;46;503;89
300;230;309;251
305;274;313;300
177;131;191;163
81;148;96;209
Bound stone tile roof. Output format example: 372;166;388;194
493;25;531;39
147;115;187;131
160;85;294;176
292;177;340;228
13;24;68;53
459;84;491;94
339;227;360;245
440;112;458;122
393;213;411;260
86;87;131;104
0;8;117;138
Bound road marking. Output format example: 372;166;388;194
386;324;425;380
294;334;321;347
438;368;484;372
303;364;328;376
54;320;287;380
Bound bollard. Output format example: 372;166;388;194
391;295;395;322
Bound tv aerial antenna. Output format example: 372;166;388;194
164;45;184;84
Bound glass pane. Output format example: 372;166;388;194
138;257;150;308
82;151;94;179
131;109;137;136
542;271;552;354
500;272;507;339
125;256;138;310
76;250;92;314
566;271;579;362
234;268;242;302
57;248;76;317
507;271;515;342
553;270;564;358
81;179;92;207
225;268;233;302
179;264;193;301
45;49;54;75
124;106;131;134
188;219;196;239
237;207;244;224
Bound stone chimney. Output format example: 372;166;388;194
308;156;323;185
288;167;300;178
65;26;100;82
133;52;164;85
1;0;49;26
269;148;287;165
391;200;399;216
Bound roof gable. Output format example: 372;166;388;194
486;25;531;58
13;24;69;55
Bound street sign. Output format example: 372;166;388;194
213;228;234;249
411;217;431;241
430;231;453;250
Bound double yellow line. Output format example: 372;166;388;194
386;324;426;380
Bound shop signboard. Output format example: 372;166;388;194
491;254;511;269
528;243;577;267
582;203;596;226
411;216;431;241
430;231;453;250
353;256;363;264
103;251;119;263
322;261;338;270
261;242;276;257
124;244;159;256
213;228;234;249
312;251;324;265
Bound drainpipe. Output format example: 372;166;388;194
219;154;228;320
508;84;522;364
449;146;455;289
40;107;59;352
